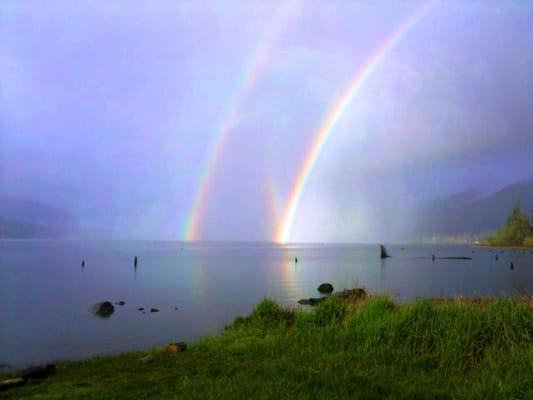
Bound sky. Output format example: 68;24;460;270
1;0;532;242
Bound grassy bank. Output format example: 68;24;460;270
1;295;532;399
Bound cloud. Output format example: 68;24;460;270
1;0;531;240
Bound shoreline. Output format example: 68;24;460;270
476;244;533;250
2;293;531;372
2;293;531;398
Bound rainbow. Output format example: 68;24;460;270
275;1;434;244
184;1;301;241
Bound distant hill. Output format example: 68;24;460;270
0;196;78;238
0;196;117;239
0;216;64;238
411;180;533;240
0;196;79;227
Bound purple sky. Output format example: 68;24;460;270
1;0;532;241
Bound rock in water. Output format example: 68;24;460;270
317;283;334;293
0;378;25;391
92;301;114;317
115;301;126;306
21;364;55;381
380;245;390;259
298;297;328;306
309;297;326;306
165;342;187;354
150;307;159;313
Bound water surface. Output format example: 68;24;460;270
1;240;531;368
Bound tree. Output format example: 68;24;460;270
485;203;532;246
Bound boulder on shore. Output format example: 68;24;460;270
317;283;334;294
0;378;25;391
334;288;367;300
92;302;114;317
21;364;55;381
139;355;154;365
165;342;187;354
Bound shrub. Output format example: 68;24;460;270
249;299;292;330
314;296;346;326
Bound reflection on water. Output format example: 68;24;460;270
0;240;531;368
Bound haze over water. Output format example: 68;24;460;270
1;240;531;368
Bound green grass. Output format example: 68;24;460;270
1;296;532;399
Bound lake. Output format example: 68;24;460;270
1;240;531;368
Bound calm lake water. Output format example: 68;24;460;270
1;240;531;368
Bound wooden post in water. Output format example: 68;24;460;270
380;245;390;259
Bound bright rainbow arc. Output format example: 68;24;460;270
184;1;301;241
275;1;434;244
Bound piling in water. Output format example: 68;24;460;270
380;245;390;259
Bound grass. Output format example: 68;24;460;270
1;295;532;399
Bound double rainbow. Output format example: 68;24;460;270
184;1;301;241
274;1;434;243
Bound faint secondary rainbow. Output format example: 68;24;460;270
275;1;434;244
184;1;300;241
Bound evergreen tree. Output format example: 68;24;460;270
486;203;532;246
